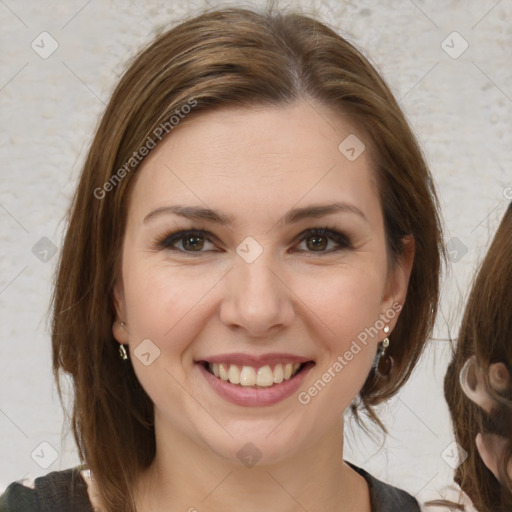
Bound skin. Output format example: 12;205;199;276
108;100;414;512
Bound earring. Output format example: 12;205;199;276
119;344;128;361
120;322;126;328
375;327;393;378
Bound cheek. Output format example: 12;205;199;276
121;263;212;415
292;263;386;345
291;266;385;407
122;260;222;342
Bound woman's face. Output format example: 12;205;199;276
113;100;412;465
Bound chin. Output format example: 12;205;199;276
196;416;321;469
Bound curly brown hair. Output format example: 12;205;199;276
442;202;512;512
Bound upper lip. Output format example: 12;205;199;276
197;353;313;366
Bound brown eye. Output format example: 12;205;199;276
181;234;205;251
297;227;352;253
156;230;216;253
305;235;328;251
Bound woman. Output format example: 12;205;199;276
442;202;512;512
0;5;443;512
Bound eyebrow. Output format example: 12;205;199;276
143;202;368;226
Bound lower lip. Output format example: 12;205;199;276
198;363;314;407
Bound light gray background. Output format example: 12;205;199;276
1;0;511;508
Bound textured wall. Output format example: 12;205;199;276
1;0;510;508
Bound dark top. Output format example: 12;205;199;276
0;463;420;511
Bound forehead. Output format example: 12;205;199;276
127;100;380;225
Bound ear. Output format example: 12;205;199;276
112;279;129;344
459;356;495;415
381;235;415;330
475;432;512;483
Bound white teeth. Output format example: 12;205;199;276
273;363;284;383
256;365;274;387
228;364;241;384
207;361;304;386
240;366;256;386
219;363;229;381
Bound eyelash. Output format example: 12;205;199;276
152;226;353;255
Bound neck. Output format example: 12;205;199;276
135;416;370;512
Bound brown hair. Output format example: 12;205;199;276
51;5;443;512
442;202;512;512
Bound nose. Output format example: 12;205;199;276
219;254;295;338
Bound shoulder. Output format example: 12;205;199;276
0;467;93;512
347;462;421;512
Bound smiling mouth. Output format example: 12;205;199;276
203;362;310;388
